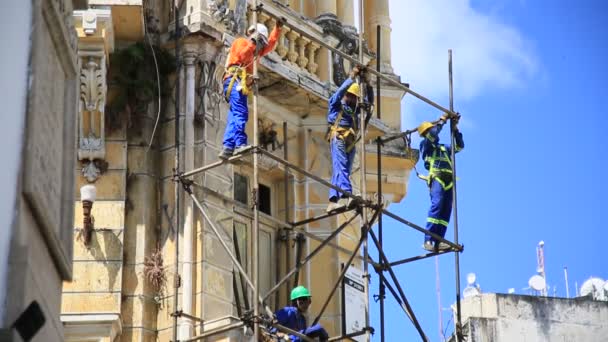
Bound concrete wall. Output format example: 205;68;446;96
458;293;608;342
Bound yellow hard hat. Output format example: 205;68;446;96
417;121;434;137
346;83;360;97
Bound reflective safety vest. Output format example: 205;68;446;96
422;145;454;190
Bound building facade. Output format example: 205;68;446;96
452;293;608;342
60;1;416;341
0;0;87;341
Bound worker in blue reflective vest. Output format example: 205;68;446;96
274;286;329;341
418;113;464;252
325;65;373;213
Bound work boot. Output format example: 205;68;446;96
326;202;339;213
234;145;252;155
218;148;234;160
435;241;452;252
423;241;435;252
326;200;347;213
345;197;358;209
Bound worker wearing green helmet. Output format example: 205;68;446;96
273;286;329;341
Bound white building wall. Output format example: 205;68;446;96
457;293;608;342
0;0;32;324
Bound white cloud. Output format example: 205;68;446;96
388;0;538;128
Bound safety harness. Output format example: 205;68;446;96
326;105;358;152
224;65;250;102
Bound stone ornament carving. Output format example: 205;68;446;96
315;13;372;85
80;57;106;113
73;9;114;183
208;0;247;34
77;54;107;182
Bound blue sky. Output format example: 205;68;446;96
369;1;608;340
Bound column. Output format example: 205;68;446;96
364;0;393;73
337;0;354;26
179;53;197;339
315;0;338;82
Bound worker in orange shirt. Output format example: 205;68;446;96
219;18;285;159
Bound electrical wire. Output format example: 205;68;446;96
144;1;163;152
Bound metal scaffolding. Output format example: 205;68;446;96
169;0;465;341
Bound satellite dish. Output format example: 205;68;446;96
467;273;476;286
580;277;606;301
529;275;546;292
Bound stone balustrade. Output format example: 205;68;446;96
253;12;321;79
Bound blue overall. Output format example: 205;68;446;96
274;306;329;342
419;124;464;243
222;76;249;150
327;78;361;201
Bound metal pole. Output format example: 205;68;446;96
263;213;360;302
172;1;181;340
283;121;291;304
182;322;245;342
564;266;570;298
283;121;289;223
357;2;371;341
448;49;463;342
375;24;386;342
368;229;430;342
293;233;304;286
381;209;461;251
186;186;275;317
328;329;368;341
180;147;253;178
255;2;457;117
234;228;251;311
251;2;261;339
258;149;372;206
188;188;255;291
387;249;452;267
312;215;375;326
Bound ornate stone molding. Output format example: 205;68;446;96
314;13;372;85
73;9;114;182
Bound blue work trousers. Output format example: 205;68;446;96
222;77;249;150
288;324;329;342
425;179;453;242
329;136;356;201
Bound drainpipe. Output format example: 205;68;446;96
179;53;196;339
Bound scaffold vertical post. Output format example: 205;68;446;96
252;1;261;339
376;24;386;342
358;1;371;341
171;1;181;341
448;49;463;341
283;121;291;304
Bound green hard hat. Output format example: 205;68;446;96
290;286;311;300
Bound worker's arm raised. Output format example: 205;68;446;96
328;78;354;113
259;25;282;57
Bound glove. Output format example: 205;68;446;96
277;16;287;28
350;64;364;78
439;113;449;123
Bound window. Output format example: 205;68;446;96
234;173;248;205
259;183;271;215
